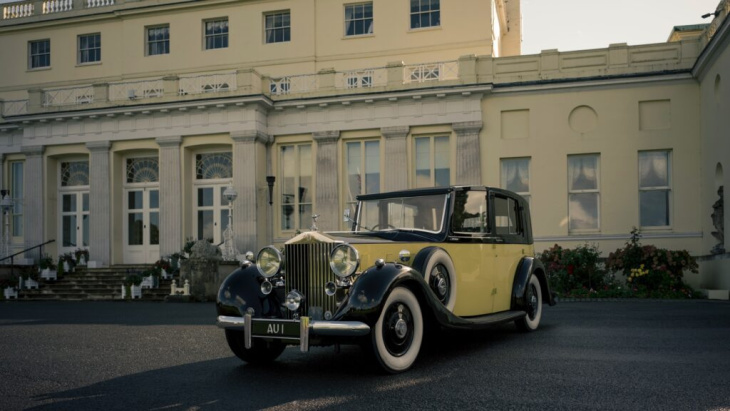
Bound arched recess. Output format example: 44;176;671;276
711;163;725;254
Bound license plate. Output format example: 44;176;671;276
251;319;300;340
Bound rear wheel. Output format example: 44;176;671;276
371;287;424;373
515;274;543;332
225;329;286;364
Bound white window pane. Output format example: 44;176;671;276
502;158;530;193
346;142;361;200
569;193;599;230
568;155;598;191
365;141;380;194
639;151;669;187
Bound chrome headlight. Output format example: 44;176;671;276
329;244;360;278
256;246;283;278
285;290;303;311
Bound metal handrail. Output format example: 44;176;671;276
0;239;55;264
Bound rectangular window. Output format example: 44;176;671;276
414;136;450;188
204;19;229;50
568;154;600;231
410;0;440;29
265;11;291;44
345;3;373;36
78;33;101;64
10;162;23;237
280;144;312;231
29;39;50;69
501;158;531;203
494;195;523;236
344;140;380;226
146;25;170;56
639;150;671;227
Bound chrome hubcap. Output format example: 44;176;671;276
395;318;408;338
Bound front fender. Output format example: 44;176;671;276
333;263;431;326
511;257;556;309
216;264;284;318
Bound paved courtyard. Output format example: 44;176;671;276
0;300;729;410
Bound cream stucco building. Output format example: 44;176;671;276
0;0;727;291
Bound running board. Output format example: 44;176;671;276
443;310;526;330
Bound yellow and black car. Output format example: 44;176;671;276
216;186;556;373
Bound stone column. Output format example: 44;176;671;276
156;136;183;257
453;121;483;186
86;141;112;265
231;129;271;252
313;130;341;231
382;126;409;191
22;145;44;261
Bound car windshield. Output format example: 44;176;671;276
356;194;448;233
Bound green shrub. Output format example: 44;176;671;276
605;228;699;298
538;243;608;295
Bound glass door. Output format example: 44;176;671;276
195;186;228;245
59;191;89;255
123;188;159;264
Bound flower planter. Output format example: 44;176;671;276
77;255;87;265
40;268;57;281
3;287;18;299
140;275;158;289
62;261;73;273
24;278;39;290
161;268;172;280
121;284;143;299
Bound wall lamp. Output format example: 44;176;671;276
266;176;276;206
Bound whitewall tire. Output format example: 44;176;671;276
372;287;424;373
516;274;542;332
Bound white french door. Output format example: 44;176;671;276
194;185;229;245
59;191;89;255
123;187;160;264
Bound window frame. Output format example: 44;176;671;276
343;138;381;229
77;33;101;65
203;18;229;50
264;10;291;44
413;135;451;188
638;150;672;228
409;0;441;30
344;2;374;37
278;143;313;233
9;161;24;238
28;39;51;70
145;24;170;56
567;153;601;232
500;157;531;204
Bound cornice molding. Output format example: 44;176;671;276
85;141;112;152
231;129;271;145
381;126;410;139
155;136;183;148
312;130;341;143
452;121;483;135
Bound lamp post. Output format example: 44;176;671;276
221;182;239;261
0;190;13;258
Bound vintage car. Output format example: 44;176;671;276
216;186;555;373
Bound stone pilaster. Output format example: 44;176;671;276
382;126;409;191
231;129;271;252
313;130;341;231
86;141;112;265
21;145;44;261
156;136;183;257
453;121;483;186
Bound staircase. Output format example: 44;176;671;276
15;265;175;301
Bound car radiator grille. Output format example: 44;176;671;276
284;242;338;320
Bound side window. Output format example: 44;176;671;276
494;195;523;236
452;191;487;234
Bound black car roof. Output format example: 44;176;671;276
356;185;490;201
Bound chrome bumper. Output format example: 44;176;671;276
217;314;370;352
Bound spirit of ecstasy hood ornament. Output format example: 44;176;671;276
311;214;320;232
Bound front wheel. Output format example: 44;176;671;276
515;274;543;332
225;329;286;364
371;287;424;373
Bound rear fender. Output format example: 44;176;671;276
511;257;556;309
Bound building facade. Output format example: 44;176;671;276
0;0;727;290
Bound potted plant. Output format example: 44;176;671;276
39;254;57;281
58;253;76;275
74;248;89;265
154;258;172;280
21;265;40;290
2;277;18;299
182;238;196;259
139;268;159;289
122;273;143;299
169;252;184;271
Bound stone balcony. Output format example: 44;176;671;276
1;0;195;23
0;38;706;120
